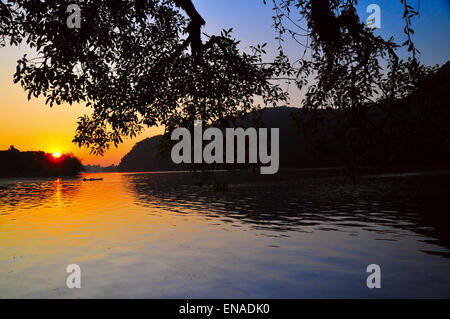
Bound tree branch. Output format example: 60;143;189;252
173;0;206;63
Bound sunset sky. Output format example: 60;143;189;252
0;0;449;166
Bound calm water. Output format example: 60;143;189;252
0;171;449;298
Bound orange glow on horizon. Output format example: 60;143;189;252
0;45;164;166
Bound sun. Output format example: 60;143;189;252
52;151;61;158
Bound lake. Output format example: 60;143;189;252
0;171;449;298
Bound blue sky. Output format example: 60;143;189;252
192;0;449;106
194;0;450;67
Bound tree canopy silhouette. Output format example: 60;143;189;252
266;0;434;166
268;0;423;111
0;0;427;158
1;0;289;155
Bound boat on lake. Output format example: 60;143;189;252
83;177;104;182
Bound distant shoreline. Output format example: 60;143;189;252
1;166;449;182
109;166;450;186
117;166;450;175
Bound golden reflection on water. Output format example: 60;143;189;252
0;173;255;298
54;178;61;207
0;172;450;298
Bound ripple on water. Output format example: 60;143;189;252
0;172;449;298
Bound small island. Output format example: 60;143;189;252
0;146;83;178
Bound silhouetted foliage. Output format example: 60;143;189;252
0;0;440;166
0;147;83;177
268;1;422;108
120;61;450;172
1;0;288;155
266;0;438;166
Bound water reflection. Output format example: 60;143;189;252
0;177;81;213
127;172;450;258
0;172;449;298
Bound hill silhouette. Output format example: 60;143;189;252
119;135;183;172
118;61;450;172
118;106;313;172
